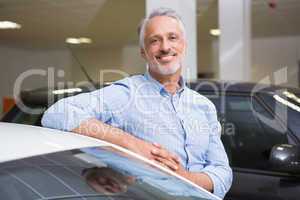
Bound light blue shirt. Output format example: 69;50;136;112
42;71;232;199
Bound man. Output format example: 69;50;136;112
42;8;232;199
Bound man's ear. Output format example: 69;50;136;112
140;48;146;59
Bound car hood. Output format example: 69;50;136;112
0;122;222;200
0;122;109;163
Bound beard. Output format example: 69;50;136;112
144;46;186;75
149;58;183;75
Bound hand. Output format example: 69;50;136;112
151;143;189;178
126;137;179;163
152;149;189;178
126;138;190;179
151;143;181;171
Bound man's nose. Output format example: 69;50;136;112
160;39;171;52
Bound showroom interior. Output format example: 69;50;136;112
0;0;299;114
1;1;300;200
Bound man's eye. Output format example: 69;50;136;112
169;35;178;41
150;39;158;44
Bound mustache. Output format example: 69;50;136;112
156;50;177;57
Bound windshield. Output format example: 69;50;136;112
1;106;43;126
0;146;218;200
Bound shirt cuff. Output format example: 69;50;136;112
200;166;232;199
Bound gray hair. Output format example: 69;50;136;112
137;7;186;48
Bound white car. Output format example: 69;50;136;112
0;122;220;200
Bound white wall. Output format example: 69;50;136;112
0;46;72;113
122;44;146;75
0;44;146;114
252;36;300;87
207;36;300;87
71;45;145;83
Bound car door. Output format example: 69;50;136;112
202;92;300;200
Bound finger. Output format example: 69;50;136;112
157;157;178;171
152;142;162;148
151;158;165;167
152;159;171;170
151;148;180;164
154;157;179;171
170;153;181;164
151;148;170;159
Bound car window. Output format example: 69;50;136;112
203;93;288;171
0;147;218;200
225;95;288;170
259;92;300;140
1;106;42;126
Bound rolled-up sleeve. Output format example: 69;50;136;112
200;103;232;199
41;89;112;131
200;130;232;199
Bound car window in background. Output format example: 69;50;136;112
225;95;288;170
1;106;42;126
204;94;288;170
258;92;300;142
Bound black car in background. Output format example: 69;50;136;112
2;80;300;200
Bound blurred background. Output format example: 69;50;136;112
0;0;299;114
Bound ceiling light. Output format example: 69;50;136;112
52;88;82;95
65;38;81;44
210;29;221;36
65;37;92;44
0;21;21;29
79;37;92;44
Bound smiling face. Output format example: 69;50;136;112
141;16;186;75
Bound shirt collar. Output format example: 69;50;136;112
144;70;186;96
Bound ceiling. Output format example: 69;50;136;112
197;0;300;41
0;0;299;49
0;0;145;48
